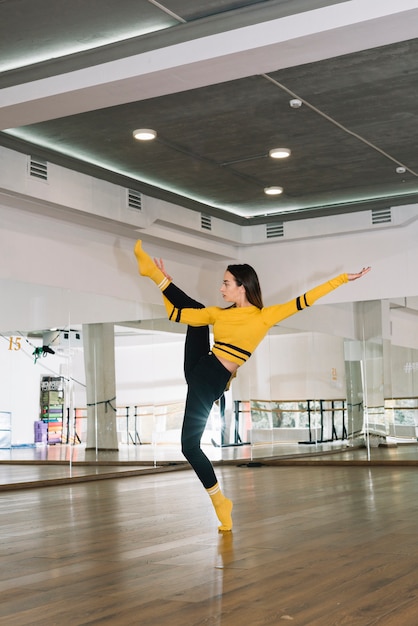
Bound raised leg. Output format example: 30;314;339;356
135;240;233;531
163;283;209;380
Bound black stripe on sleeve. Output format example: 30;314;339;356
168;306;182;322
215;346;248;362
214;342;252;358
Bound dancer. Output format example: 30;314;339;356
134;240;370;531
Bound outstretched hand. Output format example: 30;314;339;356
347;266;371;281
154;257;172;281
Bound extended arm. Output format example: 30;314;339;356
262;267;371;327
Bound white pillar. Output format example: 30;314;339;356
83;323;118;450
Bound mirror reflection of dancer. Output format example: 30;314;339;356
134;240;370;532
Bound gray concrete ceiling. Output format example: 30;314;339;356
1;0;418;225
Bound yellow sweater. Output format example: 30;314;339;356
163;274;348;366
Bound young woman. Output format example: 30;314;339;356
134;240;370;532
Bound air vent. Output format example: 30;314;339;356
29;156;48;180
372;208;391;224
266;222;284;239
127;189;142;210
201;214;212;231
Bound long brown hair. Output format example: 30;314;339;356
227;263;264;309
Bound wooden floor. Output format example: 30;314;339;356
2;463;418;625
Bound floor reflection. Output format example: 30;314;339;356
1;440;417;488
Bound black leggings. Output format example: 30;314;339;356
163;283;231;488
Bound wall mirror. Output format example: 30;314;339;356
2;288;417;489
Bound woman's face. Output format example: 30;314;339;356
220;270;245;304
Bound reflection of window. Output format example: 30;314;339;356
385;397;418;426
249;400;341;430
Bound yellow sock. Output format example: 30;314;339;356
134;240;169;290
207;483;233;532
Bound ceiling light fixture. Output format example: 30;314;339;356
289;98;302;108
269;148;291;159
264;186;283;196
133;128;157;141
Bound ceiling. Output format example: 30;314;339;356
1;0;418;226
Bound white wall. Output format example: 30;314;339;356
386;344;418;399
391;309;418;350
239;208;418;308
2;143;418;338
115;338;186;406
232;332;346;401
3;195;418;336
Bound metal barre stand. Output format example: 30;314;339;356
212;397;251;448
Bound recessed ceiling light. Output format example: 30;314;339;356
133;128;157;141
396;166;406;174
289;98;302;108
269;148;291;159
264;186;283;196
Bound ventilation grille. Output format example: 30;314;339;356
372;208;391;224
201;214;212;231
29;156;48;180
127;189;142;210
266;222;284;239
